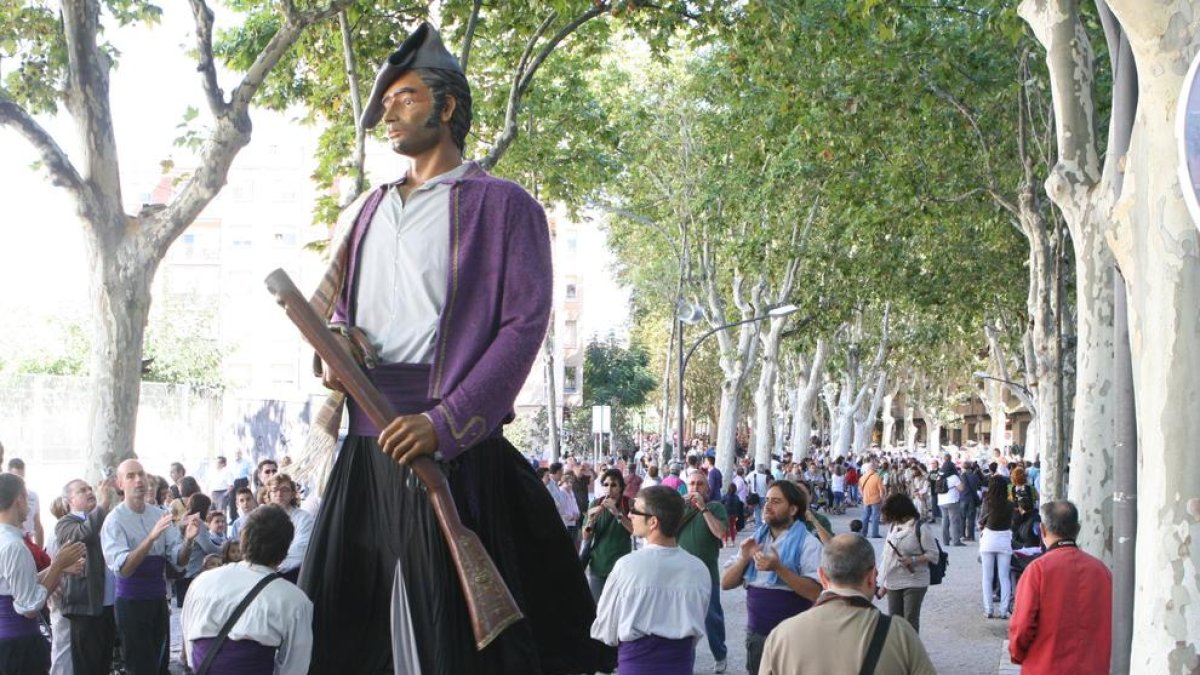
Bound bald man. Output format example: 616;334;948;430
101;460;197;674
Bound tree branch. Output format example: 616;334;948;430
189;0;228;117
480;4;608;169
0;97;87;199
228;0;355;116
61;0;123;217
459;0;483;74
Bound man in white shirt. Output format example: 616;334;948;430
183;504;313;675
541;463;580;541
101;459;198;674
0;474;84;672
6;460;42;549
591;485;710;675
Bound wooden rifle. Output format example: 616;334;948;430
264;269;522;650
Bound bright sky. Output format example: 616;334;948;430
0;5;630;339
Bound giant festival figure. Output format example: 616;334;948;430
296;22;612;675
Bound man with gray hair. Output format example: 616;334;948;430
759;534;935;675
1009;500;1111;674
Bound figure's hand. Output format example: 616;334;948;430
739;537;761;562
587;505;604;520
97;479;116;509
66;556;86;576
150;513;175;540
687;493;705;510
379;414;438;466
754;550;781;572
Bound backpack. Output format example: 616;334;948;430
934;473;949;495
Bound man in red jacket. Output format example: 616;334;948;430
1008;500;1112;674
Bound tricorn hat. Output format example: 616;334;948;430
359;23;463;131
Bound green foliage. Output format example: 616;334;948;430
582;338;656;407
141;294;224;389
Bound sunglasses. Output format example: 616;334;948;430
628;507;651;518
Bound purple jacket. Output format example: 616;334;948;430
333;163;552;461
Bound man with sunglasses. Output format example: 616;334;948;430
591;486;710;675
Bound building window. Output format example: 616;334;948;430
564;320;578;347
565;283;577;299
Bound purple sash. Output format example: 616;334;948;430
115;554;168;600
0;596;38;638
617;635;694;675
346;363;440;436
746;585;813;636
192;638;275;675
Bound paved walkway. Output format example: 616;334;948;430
692;507;1015;674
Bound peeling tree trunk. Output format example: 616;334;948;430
852;370;887;454
751;254;799;470
904;402;918;451
86;246;156;478
699;240;765;482
788;339;829;460
880;377;901;449
1022;0;1127;563
1103;2;1200;669
979;378;1009;451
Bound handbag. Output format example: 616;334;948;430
918;529;949;585
195;571;284;675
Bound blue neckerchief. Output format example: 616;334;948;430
744;519;808;587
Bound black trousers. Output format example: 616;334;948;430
0;634;50;675
301;435;613;675
67;607;116;675
114;598;169;675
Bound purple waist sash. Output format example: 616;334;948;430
116;555;167;600
0;596;38;638
746;585;813;636
617;635;694;675
192;638;275;675
346;363;440;437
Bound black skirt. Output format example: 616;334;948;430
300;435;614;675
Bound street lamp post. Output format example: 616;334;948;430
676;304;801;460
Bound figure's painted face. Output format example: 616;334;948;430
381;71;445;157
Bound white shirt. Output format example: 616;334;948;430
0;523;47;615
356;163;470;364
590;544;710;646
546;481;578;527
936;475;963;507
182;562;313;675
101;502;184;576
20;490;38;537
280;507;314;573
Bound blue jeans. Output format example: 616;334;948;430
864;503;882;537
704;581;727;661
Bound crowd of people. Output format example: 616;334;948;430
535;437;1110;675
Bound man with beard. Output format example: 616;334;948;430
298;22;609;675
721;481;822;675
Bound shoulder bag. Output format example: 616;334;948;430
195;571;284;675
